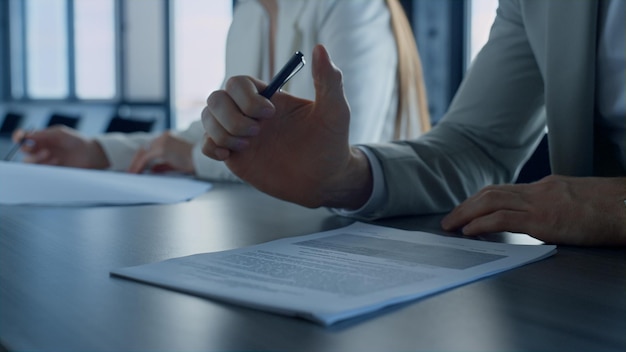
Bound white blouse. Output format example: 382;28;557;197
97;0;401;181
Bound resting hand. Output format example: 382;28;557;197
127;131;194;174
12;126;109;169
441;175;626;246
201;45;372;209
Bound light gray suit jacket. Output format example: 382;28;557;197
365;0;623;219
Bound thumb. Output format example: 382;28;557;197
312;45;349;115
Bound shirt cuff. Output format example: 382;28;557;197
331;145;386;219
94;133;153;171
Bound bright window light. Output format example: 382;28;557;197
467;0;499;66
26;0;69;98
74;0;116;99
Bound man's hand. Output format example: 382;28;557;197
201;44;372;209
441;175;626;246
127;132;194;174
12;126;109;169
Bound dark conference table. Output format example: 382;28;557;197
1;182;624;351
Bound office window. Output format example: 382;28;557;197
19;0;117;100
25;0;69;98
467;0;499;65
123;0;167;102
6;0;232;130
172;0;232;129
74;0;116;99
8;0;25;99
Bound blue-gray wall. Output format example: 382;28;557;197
412;0;465;124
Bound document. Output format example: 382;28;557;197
0;161;212;206
111;222;556;326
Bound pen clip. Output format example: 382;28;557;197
279;60;305;90
261;51;306;99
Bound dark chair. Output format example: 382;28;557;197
105;116;156;133
0;112;24;136
515;134;551;183
47;113;80;129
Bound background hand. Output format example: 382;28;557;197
12;126;109;169
202;45;371;208
127;132;194;174
441;175;626;246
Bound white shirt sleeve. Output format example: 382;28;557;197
331;146;387;219
95;132;156;171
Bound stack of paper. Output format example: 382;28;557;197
112;222;556;326
0;161;212;206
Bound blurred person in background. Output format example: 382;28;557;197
14;0;429;182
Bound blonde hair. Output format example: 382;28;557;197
387;0;431;139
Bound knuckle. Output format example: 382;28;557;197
200;106;214;129
542;174;561;181
203;116;219;138
224;75;246;92
209;127;229;146
539;174;565;186
537;175;567;191
333;67;344;83
477;184;497;196
201;138;223;160
230;119;251;134
206;90;225;108
201;146;214;159
479;187;500;200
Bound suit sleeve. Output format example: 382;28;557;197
363;0;547;218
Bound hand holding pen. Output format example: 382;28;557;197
4;127;33;161
7;126;110;168
201;45;362;208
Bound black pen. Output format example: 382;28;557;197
261;51;306;99
3;127;32;161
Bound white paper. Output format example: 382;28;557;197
0;161;212;206
111;222;556;326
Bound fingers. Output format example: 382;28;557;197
440;177;626;245
11;129;28;143
224;76;275;119
207;76;274;124
201;46;348;162
309;45;350;134
441;184;531;233
202;92;259;153
459;209;531;236
127;138;166;174
15;128;64;165
128;133;194;174
23;148;57;165
127;148;153;174
17;128;59;154
19;135;46;159
312;45;347;112
201;136;230;161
